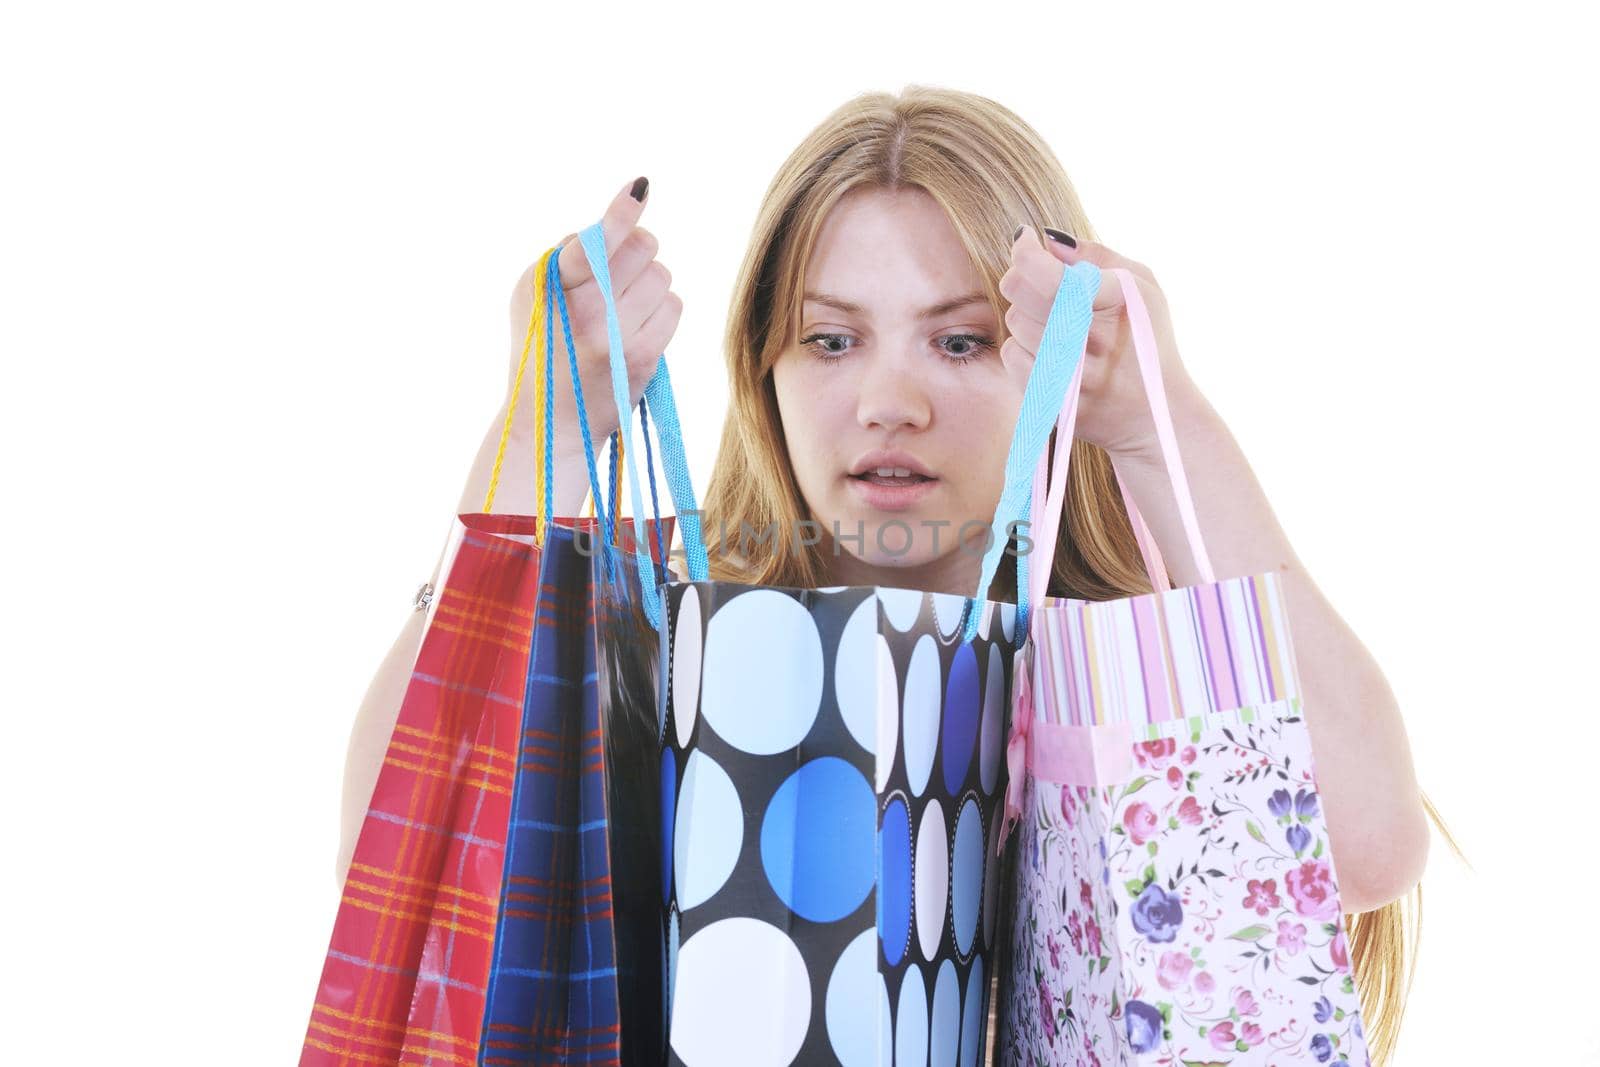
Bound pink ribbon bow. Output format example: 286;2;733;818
997;647;1034;856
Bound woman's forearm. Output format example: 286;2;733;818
1107;382;1430;914
337;405;599;888
456;402;599;518
336;607;428;888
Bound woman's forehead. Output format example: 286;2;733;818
786;186;998;327
802;288;992;321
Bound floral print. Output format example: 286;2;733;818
999;697;1371;1066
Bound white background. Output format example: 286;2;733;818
5;2;1597;1063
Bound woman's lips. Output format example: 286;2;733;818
847;472;939;512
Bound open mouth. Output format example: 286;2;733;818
849;468;936;488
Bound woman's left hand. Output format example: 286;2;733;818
997;225;1201;462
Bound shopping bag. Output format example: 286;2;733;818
978;263;1371;1066
662;583;1019;1067
300;508;554;1066
301;229;691;1066
478;224;702;1066
521;226;1030;1067
475;513;674;1066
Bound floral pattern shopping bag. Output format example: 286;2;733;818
958;261;1370;1066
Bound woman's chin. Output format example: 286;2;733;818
828;534;960;574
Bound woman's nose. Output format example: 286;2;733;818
854;350;932;431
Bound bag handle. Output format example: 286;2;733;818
640;355;709;581
1023;267;1214;618
961;263;1216;645
481;243;619;552
960;260;1101;642
479;235;708;612
483;247;554;529
573;222;710;627
1025;395;1172;606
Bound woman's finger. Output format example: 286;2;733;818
554;176;650;290
631;291;685;379
605;227;662;297
999;334;1037;376
1000;226;1067;312
613;259;672;349
1047;236;1159;315
1002;299;1048;357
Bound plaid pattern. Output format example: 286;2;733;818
302;513;669;1066
480;518;671;1066
302;513;549;1066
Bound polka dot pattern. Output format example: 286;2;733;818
895;963;928;1067
835;597;880;755
879;794;913;968
700;590;822;755
979;650;1005;794
960;957;985;1067
669;917;810;1066
951;797;984;959
824;929;882;1067
662;583;1016;1065
671;586;702;747
914;799;949;962
941;644;980;794
931;959;960;1067
874;636;899;792
902;635;942;797
673;750;742;911
761;757;876;923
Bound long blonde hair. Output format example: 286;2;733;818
696;84;1438;1064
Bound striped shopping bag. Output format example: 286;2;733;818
960;263;1371;1066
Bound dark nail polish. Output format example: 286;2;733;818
630;176;649;202
1013;224;1025;241
1043;227;1077;248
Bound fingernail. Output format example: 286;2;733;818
1013;223;1026;241
630;176;649;202
1043;227;1078;248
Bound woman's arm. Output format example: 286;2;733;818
334;407;593;888
335;180;680;888
999;229;1429;915
1108;385;1430;915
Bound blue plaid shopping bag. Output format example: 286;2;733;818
475;223;704;1066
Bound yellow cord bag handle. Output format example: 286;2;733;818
480;243;628;547
482;247;554;542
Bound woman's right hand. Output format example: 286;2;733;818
504;176;683;465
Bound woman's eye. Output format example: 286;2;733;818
798;332;854;360
798;332;997;364
938;333;997;364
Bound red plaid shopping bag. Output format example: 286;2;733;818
303;511;547;1065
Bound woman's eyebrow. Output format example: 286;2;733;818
803;291;990;319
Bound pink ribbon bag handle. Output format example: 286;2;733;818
999;267;1219;848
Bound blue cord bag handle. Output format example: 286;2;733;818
548;244;678;589
543;249;619;581
959;258;1102;645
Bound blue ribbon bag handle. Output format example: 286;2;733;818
549;249;672;588
959;258;1102;645
571;221;709;629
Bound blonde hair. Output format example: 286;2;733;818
697;84;1439;1064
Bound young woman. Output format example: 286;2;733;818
338;86;1433;1062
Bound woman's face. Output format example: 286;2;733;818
772;186;1028;593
